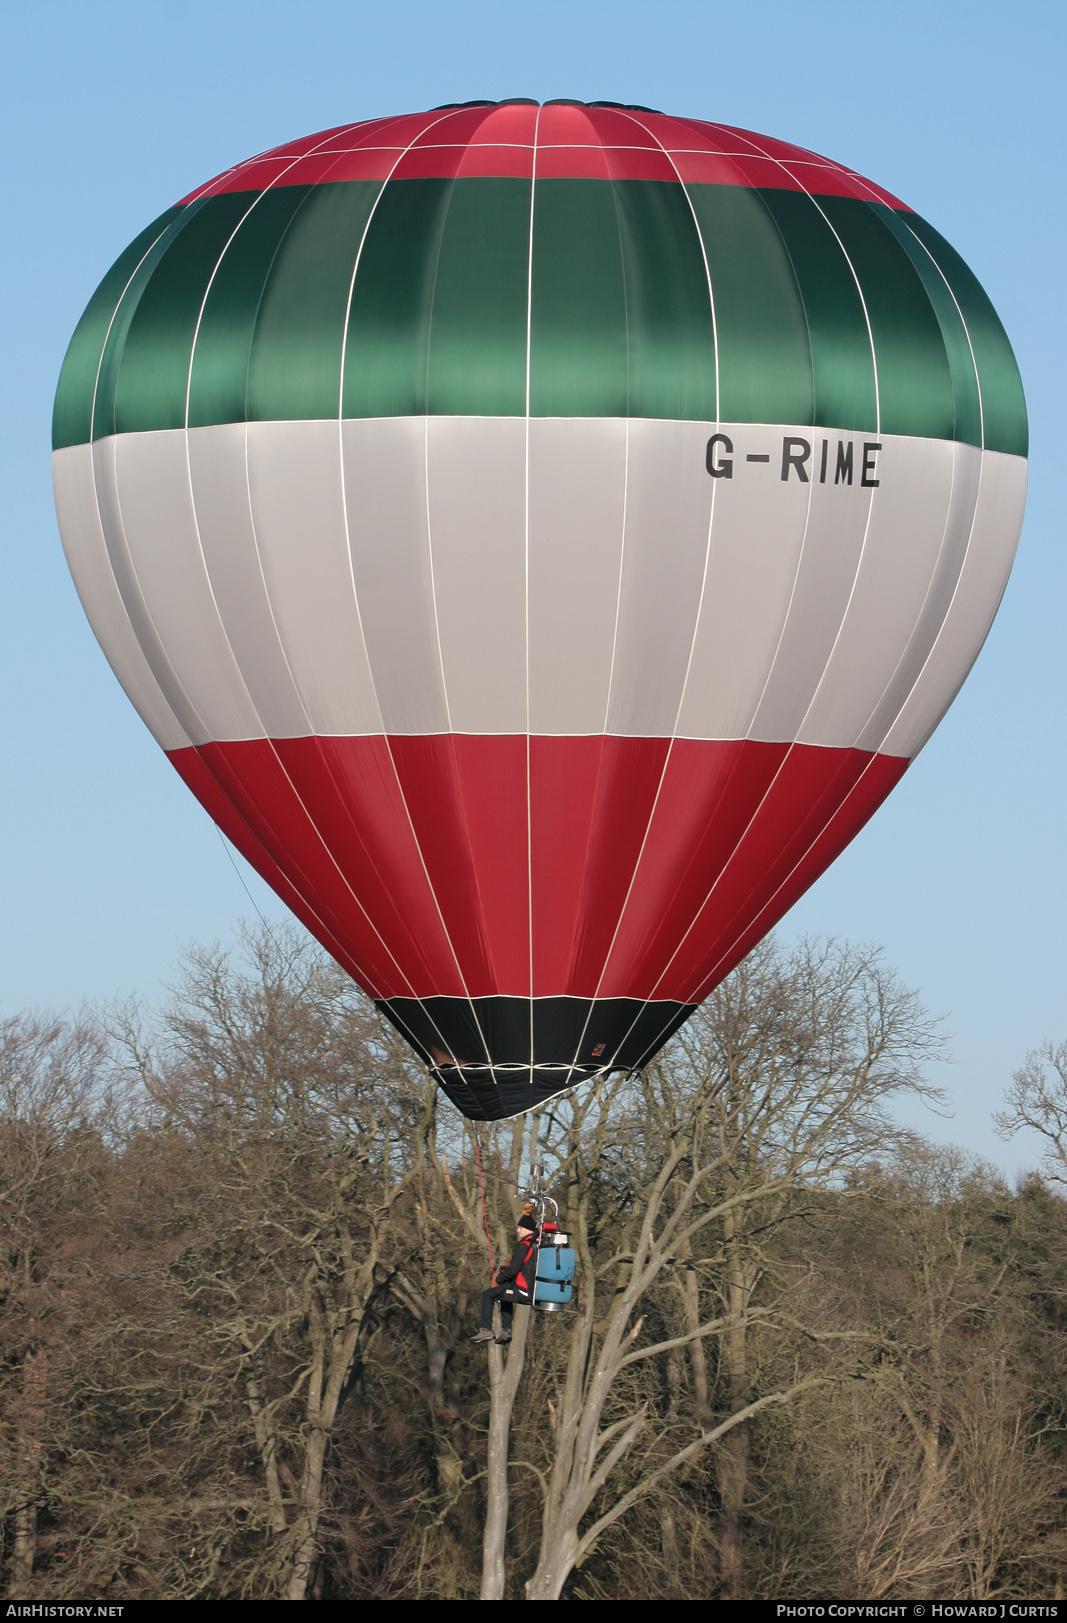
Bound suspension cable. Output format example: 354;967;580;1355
475;1126;495;1284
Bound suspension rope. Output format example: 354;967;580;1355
475;1126;495;1284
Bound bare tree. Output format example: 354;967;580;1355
13;929;1067;1599
109;924;424;1599
518;938;943;1600
996;1041;1067;1185
743;1145;1061;1603
0;1012;107;1597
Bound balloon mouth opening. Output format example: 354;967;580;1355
430;1061;622;1078
428;1061;629;1121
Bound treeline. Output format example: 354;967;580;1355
1;926;1066;1601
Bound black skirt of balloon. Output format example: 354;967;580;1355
378;994;694;1119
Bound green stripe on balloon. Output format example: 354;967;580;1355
52;178;1027;456
529;180;717;420
342;177;531;418
753;189;878;433
246;180;383;422
903;213;1027;458
51;205;183;451
90;199;215;443
112;192;253;435
688;184;814;427
871;205;982;448
187;184;319;428
418;177;533;416
820;195;956;440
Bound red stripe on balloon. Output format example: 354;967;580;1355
176;105;911;206
612;744;906;1001
682;750;909;1004
593;737;788;997
168;734;907;1005
169;743;365;984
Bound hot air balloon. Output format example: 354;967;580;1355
51;101;1027;1121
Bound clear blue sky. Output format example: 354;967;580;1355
2;0;1063;1173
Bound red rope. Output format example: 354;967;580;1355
475;1128;495;1284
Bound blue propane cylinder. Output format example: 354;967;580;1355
534;1226;575;1312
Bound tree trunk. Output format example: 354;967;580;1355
285;1315;327;1602
10;1502;37;1601
523;1522;582;1600
399;1282;463;1496
684;1268;712;1429
246;1371;288;1537
480;1306;533;1597
286;1307;364;1600
424;1313;461;1495
718;1419;747;1597
922;1328;943;1492
660;1501;681;1592
480;1113;539;1599
9;1335;46;1599
287;1425;329;1600
718;1232;752;1598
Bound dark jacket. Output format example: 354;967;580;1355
496;1232;537;1293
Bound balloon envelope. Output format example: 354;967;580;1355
52;102;1027;1119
